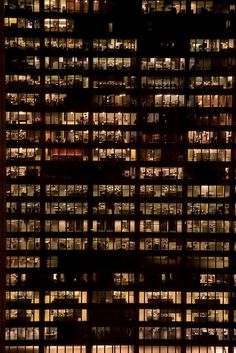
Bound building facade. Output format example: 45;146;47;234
2;0;236;353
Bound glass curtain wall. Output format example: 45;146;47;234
3;1;236;353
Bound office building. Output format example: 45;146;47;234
2;0;236;353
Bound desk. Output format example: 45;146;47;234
148;299;174;304
194;316;208;322
195;299;220;305
113;298;126;303
53;299;78;304
54;316;74;322
148;316;173;322
7;299;32;304
192;334;218;340
159;316;173;322
9;316;31;322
